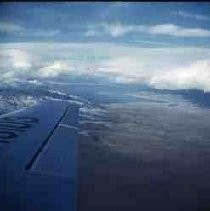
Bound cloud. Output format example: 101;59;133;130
85;23;137;37
148;24;210;37
0;42;210;92
149;60;210;91
1;20;209;41
103;23;133;37
174;10;210;21
131;40;173;46
38;60;72;77
0;49;33;70
7;49;32;69
0;21;59;37
0;22;24;33
0;48;39;81
110;2;130;8
85;23;210;38
84;29;99;37
98;57;210;92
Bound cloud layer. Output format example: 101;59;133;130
1;20;210;40
0;42;210;92
174;11;210;21
149;60;210;91
0;21;60;38
86;23;210;38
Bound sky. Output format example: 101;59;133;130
0;2;210;46
0;2;210;91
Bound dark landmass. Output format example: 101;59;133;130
78;100;210;211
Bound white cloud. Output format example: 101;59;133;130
103;23;135;37
0;42;210;92
85;29;99;37
174;11;210;21
0;48;39;80
86;23;140;37
9;49;32;69
149;24;210;37
110;2;130;8
132;40;173;46
0;21;59;37
0;49;32;70
38;60;72;77
98;57;210;92
150;60;210;91
86;23;210;38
